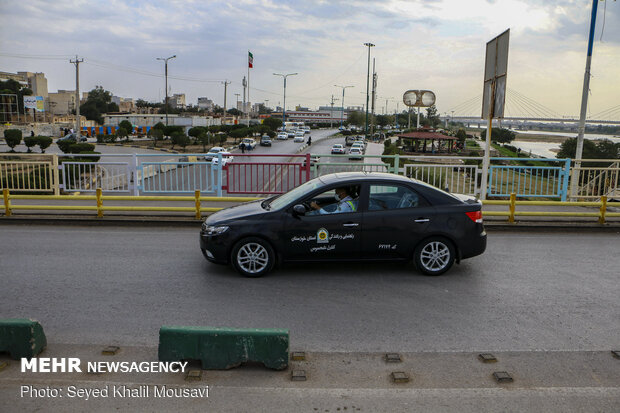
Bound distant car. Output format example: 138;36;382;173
293;135;305;143
303;128;311;134
260;135;272;146
240;138;256;150
204;146;226;161
331;144;345;154
351;143;365;153
287;131;295;139
277;132;288;140
211;151;234;166
302;155;320;167
57;133;87;143
348;147;363;160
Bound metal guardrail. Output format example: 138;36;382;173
2;189;619;223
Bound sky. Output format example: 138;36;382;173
0;0;618;118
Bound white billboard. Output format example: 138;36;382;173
23;95;45;112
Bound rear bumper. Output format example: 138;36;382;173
459;227;487;259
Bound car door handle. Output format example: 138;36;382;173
342;223;359;227
414;218;430;223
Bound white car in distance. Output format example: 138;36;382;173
211;151;234;166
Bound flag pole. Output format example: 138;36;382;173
247;50;251;126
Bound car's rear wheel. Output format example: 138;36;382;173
231;237;275;277
414;237;455;276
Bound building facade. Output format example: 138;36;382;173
48;90;77;115
197;97;214;111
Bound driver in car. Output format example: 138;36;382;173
310;187;356;214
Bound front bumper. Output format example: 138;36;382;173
199;232;230;264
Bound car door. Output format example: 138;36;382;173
281;186;361;261
361;182;436;260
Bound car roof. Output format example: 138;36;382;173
317;171;417;185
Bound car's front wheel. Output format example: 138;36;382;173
231;237;275;277
414;237;455;276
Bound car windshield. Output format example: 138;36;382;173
267;177;325;211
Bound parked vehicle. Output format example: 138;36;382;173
199;172;486;277
204;146;226;161
211;151;234;166
293;135;305;143
260;135;272;146
331;144;345;154
277;132;288;140
348;147;363;160
240;138;256;150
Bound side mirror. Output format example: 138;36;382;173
293;204;306;215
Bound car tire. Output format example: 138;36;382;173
231;237;276;277
414;237;455;276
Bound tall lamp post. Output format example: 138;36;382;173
156;55;176;125
273;72;298;130
334;85;353;130
363;42;375;138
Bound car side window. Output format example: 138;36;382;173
368;184;425;211
304;185;361;216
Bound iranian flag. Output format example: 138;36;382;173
248;51;253;68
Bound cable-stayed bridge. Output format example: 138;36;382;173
442;89;620;126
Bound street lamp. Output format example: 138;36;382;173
156;55;176;125
273;72;298;130
334;85;353;130
363;42;375;138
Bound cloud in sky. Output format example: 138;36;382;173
0;0;618;116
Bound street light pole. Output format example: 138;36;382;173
273;72;298;130
334;85;353;130
364;42;375;139
156;55;176;126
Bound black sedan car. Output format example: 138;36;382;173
200;172;486;277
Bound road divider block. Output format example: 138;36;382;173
0;319;47;360
158;326;289;370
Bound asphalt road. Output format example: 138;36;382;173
1;225;618;352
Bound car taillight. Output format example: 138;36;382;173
466;210;483;223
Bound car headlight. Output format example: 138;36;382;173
202;224;229;235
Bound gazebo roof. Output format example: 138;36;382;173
397;132;456;140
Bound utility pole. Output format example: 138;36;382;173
370;58;377;136
571;0;599;199
364;42;375;139
156;55;176;126
234;93;240;111
329;94;339;129
70;55;83;135
222;80;231;121
334;85;353;130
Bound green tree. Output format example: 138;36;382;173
170;131;189;151
227;108;242;116
153;122;166;131
0;79;33;116
118;120;133;135
3;129;22;152
375;115;392;128
197;132;210;152
36;136;53;153
188;127;203;144
117;127;129;141
347;111;365;127
455;128;467;144
164;125;184;137
24;136;38;152
557;138;619;165
480;128;516;144
148;128;164;147
425;104;440;128
262;117;283;131
79;86;119;124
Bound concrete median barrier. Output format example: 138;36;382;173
158;326;289;370
0;319;47;359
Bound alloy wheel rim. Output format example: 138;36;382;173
237;243;269;274
420;241;450;272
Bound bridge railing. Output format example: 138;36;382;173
570;159;619;200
